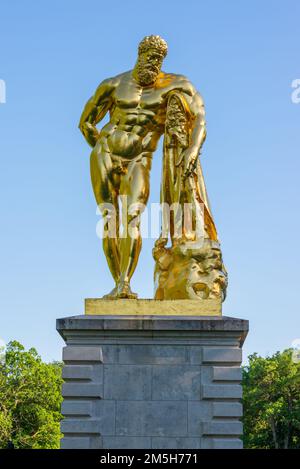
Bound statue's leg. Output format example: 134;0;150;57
90;143;121;294
117;155;151;298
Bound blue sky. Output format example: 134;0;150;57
0;0;299;362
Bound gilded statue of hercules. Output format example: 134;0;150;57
79;35;209;299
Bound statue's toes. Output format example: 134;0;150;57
117;284;138;299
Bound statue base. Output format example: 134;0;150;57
85;298;221;316
57;302;248;449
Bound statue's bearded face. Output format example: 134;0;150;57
136;49;164;85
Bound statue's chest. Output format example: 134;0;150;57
114;81;165;111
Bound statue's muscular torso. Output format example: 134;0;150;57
89;71;196;159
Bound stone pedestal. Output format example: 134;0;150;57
57;307;248;449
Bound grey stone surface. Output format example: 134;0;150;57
202;421;243;436
213;402;243;417
62;364;93;380
103;344;189;365
61;400;92;417
212;366;242;381
202;384;242;399
62;382;103;398
57;315;248;344
63;346;103;363
188;402;212;436
57;313;248;449
102;436;151;449
188;346;202;364
63;363;102;382
104;365;152;400
94;400;116;436
202;347;242;364
201;438;243;449
61;435;102;449
152;365;201;400
151;437;201;449
116;401;188;437
61;418;100;434
61;437;91;449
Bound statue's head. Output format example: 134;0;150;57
135;35;168;86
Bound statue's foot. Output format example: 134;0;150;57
117;281;138;299
154;237;168;248
102;286;118;300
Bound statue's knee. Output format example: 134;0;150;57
128;211;141;227
127;201;146;226
99;203;117;218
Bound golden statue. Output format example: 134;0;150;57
79;35;227;302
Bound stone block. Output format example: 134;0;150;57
107;344;188;365
62;365;93;380
152;365;201;400
61;437;91;449
212;366;242;381
63;346;103;363
61;418;100;434
62;383;103;398
202;384;242;399
102;436;151;449
189;346;203;364
94;400;116;436
187;402;212;436
201;438;243;449
151;437;201;449
61;436;102;449
104;365;152;400
202;421;243;436
61;400;92;417
202;347;242;364
116;401;187;437
213;402;243;418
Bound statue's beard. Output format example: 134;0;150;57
136;63;160;85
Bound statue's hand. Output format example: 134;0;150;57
80;122;100;148
182;146;199;178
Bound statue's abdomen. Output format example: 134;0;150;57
106;129;143;157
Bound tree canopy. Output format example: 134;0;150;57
0;341;62;449
243;349;300;448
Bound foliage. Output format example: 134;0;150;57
243;349;300;448
0;341;63;449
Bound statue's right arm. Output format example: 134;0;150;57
79;78;116;147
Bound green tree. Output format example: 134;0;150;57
243;349;300;448
0;341;63;449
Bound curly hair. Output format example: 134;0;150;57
138;35;168;58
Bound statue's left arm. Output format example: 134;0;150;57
177;78;207;177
